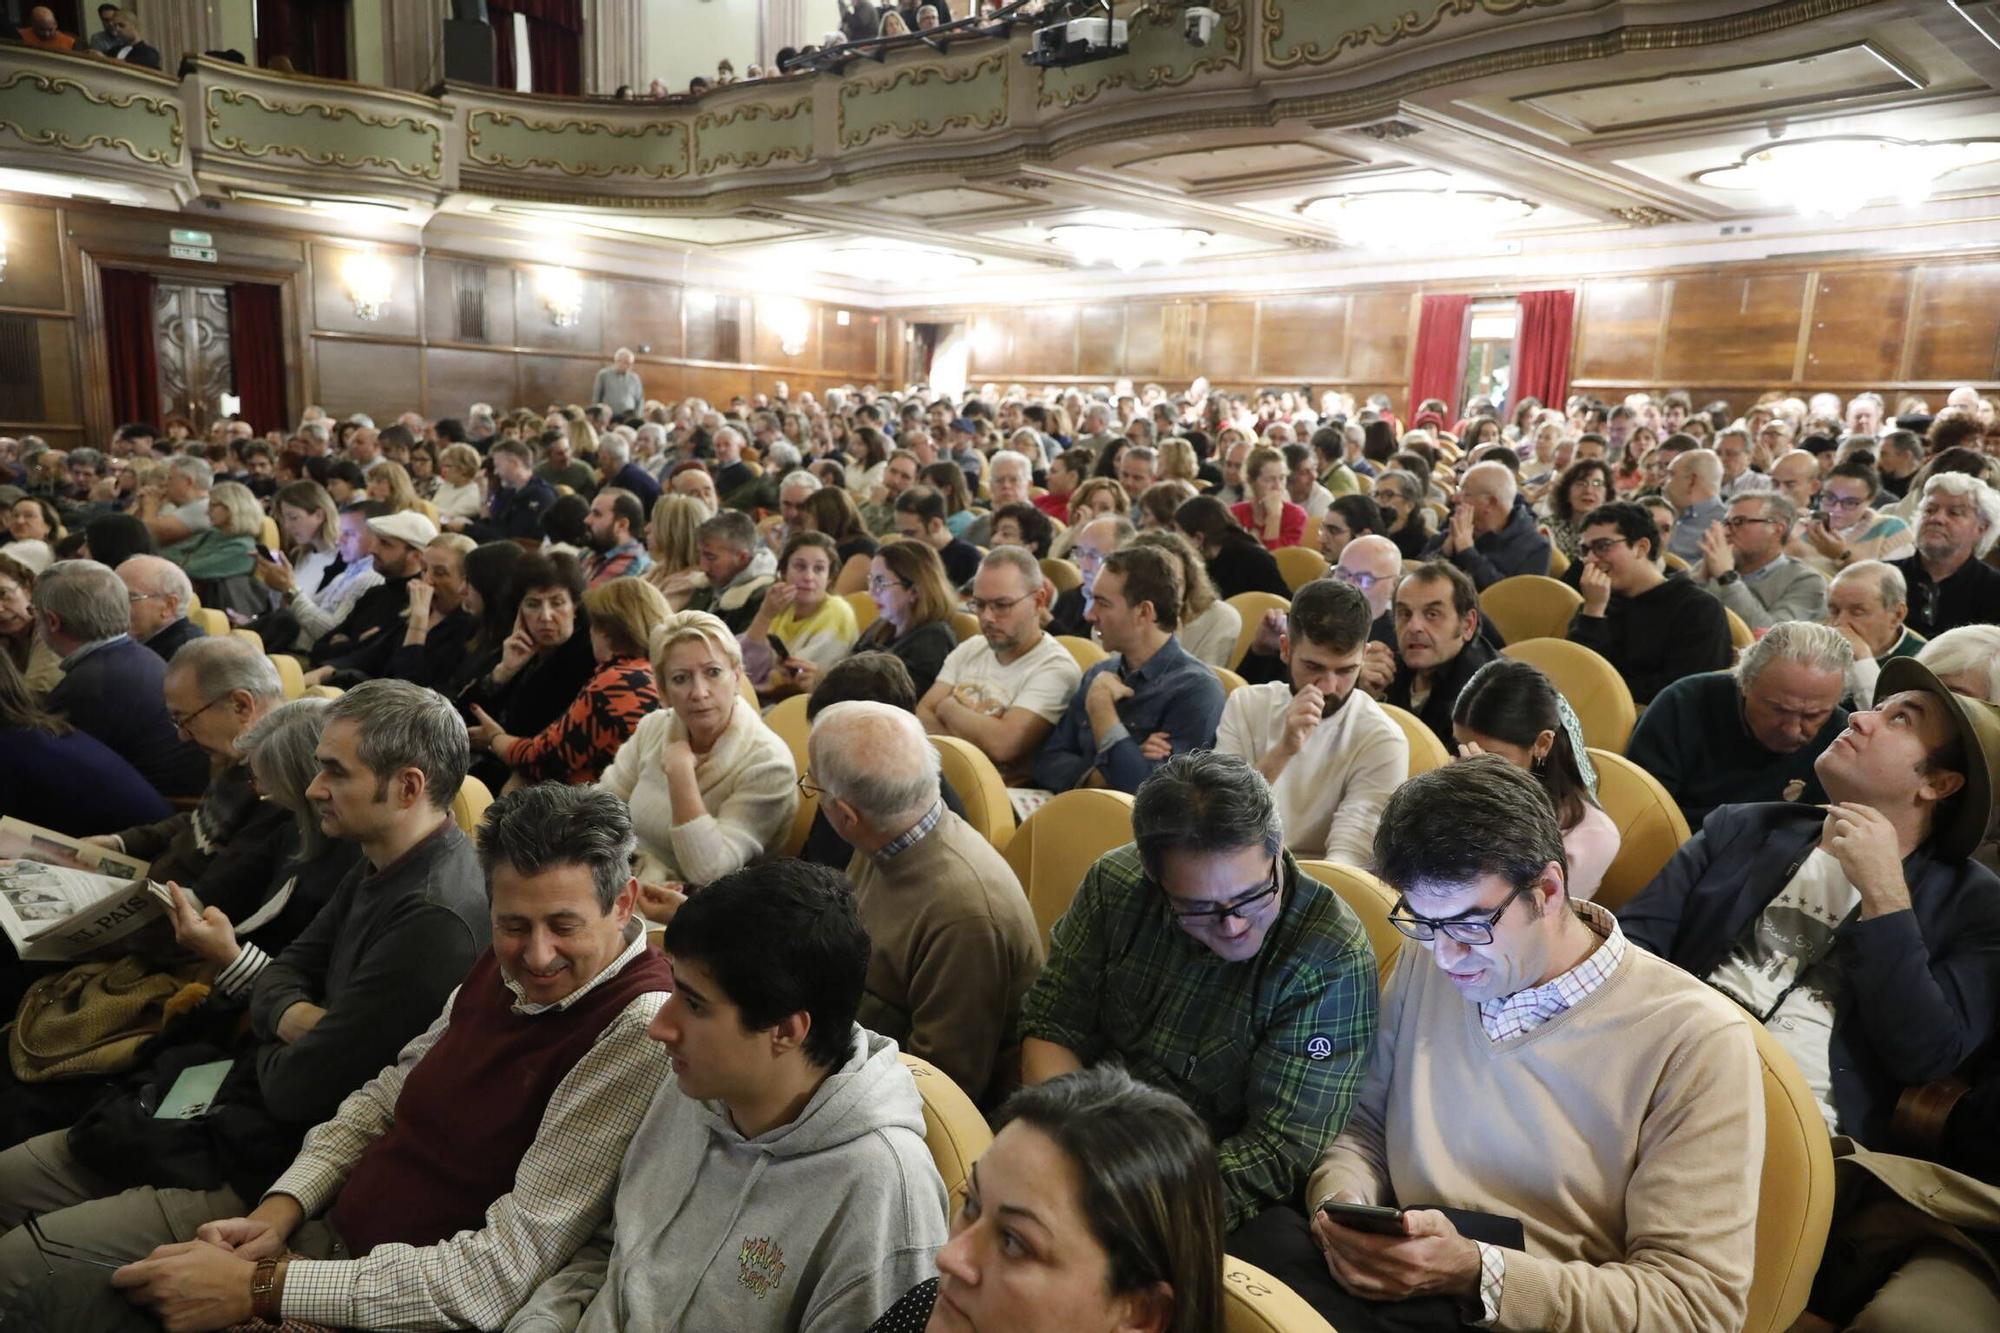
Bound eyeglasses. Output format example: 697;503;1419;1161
1823;495;1866;511
967;592;1032;616
796;771;824;798
1578;537;1627;559
168;693;230;733
1161;858;1282;926
866;576;911;594
1387;883;1535;946
1332;567;1385;590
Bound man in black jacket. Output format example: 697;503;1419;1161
1891;471;2000;638
469;439;555;544
1422;462;1551;589
1621;657;2000;1145
0;680;490;1298
1373;559;1493;747
307;511;434;671
1567;500;1732;704
115;555;204;663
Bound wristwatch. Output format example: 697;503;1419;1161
251;1257;287;1321
1716;570;1740;586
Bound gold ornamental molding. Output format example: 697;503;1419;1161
463;108;690;180
692;96;815;175
837;52;1009;151
1263;0;1575;71
204;87;443;181
0;69;184;167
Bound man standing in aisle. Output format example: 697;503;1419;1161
591;349;645;418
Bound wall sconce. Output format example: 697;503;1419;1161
0;238;8;283
771;298;810;357
537;265;585;328
341;250;392;321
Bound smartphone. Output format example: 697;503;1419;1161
767;634;791;661
255;543;278;562
1318;1200;1408;1236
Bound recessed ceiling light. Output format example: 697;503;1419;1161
1695;136;2000;217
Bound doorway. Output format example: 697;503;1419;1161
155;282;236;432
918;322;968;398
1460;301;1518;413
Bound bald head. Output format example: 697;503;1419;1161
1338;534;1402;619
116;555;192;642
808;700;941;832
27;7;59;37
1666;448;1721;507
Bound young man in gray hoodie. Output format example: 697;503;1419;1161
505;861;948;1333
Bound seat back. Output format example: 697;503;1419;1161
764;694;816;856
267;653;304;700
898;1053;993;1215
1725;607;1755;651
1744;1021;1836;1333
1379;703;1450;777
1273;546;1328;591
1585;747;1691;910
190;607;229;637
1004;789;1137;949
1297;859;1402;986
1225;591;1292;670
1055;634;1107;672
259;515;281;552
930;734;1016;853
950;611;980;643
1212;664;1246;695
1478;574;1582;646
301;684;342;699
1499;637;1637;753
229;627;264;654
1545;543;1571;578
843;590;880;632
831;552;872;595
1223;1255;1337;1333
1040;556;1082;592
451;774;494;841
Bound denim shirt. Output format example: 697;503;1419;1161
1031;634;1225;793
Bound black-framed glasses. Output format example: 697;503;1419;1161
1387;884;1535;946
1161;858;1281;927
25;1216;126;1272
967;592;1032;616
1721;516;1783;530
168;693;230;734
1577;537;1627;559
797;771;824;798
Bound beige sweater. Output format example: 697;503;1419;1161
1310;930;1764;1333
846;809;1043;1106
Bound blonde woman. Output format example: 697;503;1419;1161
1157;437;1201;486
643;493;709;610
366;460;422;515
433;443;485;525
1050;476;1130;558
179;480;264;616
1133;529;1239;667
270;480;341;602
597;610;798;903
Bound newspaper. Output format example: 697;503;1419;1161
0;818;166;962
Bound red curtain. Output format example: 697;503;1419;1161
1512;288;1576;414
100;268;160;429
228;283;289;435
489;0;581;94
1408;294;1471;421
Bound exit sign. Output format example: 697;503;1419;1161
169;243;217;263
170;228;213;247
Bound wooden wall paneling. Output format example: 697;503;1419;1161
1660;272;1808;385
820;305;878;377
312;339;422;423
1256;293;1348;382
1013;303;1079;376
966;310;1009;377
750;294;814;371
1122;303;1166;379
311;243;420;339
516;353;605;411
424;347;519;419
0;203;68;313
1201;300;1259;383
1077;303;1125;377
668;363;758;407
513;267;604;355
1347;291;1413;387
1572;278;1667;384
1804;266;1912;385
683;290;744;364
1905;261;2000;383
603;279;682;361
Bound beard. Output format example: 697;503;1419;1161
1293;679;1349;718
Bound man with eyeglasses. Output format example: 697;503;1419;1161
1693;491;1828;630
1568;500;1732;704
1890;471;2000;638
114;554;205;663
1020;751;1377;1232
917;547;1080;787
1231;756;1763;1333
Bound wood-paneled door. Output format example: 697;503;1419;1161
155;282;236;433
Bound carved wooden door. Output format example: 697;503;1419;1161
155;283;235;431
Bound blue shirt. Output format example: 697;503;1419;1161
1032;635;1225;794
1669;496;1728;562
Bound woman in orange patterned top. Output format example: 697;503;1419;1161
469;578;669;787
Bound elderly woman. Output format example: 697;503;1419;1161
1370;467;1435;561
460;551;598;784
175;480;264;617
598;610;798;899
432;443;485;527
472;576;667;787
0;552;61;694
1544;457;1614;562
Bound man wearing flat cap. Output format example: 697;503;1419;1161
1622;657;2000;1148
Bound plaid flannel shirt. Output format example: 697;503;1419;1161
1022;844;1378;1229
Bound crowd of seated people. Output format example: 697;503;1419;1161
3;371;2000;1329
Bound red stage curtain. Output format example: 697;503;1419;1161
100;268;160;429
228;283;289;435
490;0;581;94
1512;288;1576;414
1408;294;1471;421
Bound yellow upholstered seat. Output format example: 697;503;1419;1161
1379;703;1450;777
764;693;816;857
1040;557;1083;592
1055;634;1107;672
229;627;264;654
950;611;980;643
1297;859;1402;986
1225;592;1292;670
930;734;1016;853
831;553;872;596
1004;789;1136;950
259;516;281;552
1273;546;1328;592
1585;747;1691;911
898;1053;992;1216
1478;574;1582;647
267;654;304;701
1222;1255;1336;1333
842;590;879;633
1212;664;1246;695
1744;1022;1836;1333
190;608;229;638
451;775;494;841
1726;607;1755;651
1545;544;1570;578
1500;637;1637;753
301;684;342;699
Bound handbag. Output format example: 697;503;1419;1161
6;956;213;1083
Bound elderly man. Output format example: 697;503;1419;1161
1233;757;1763;1333
1694;490;1828;629
116;554;205;661
1569;500;1733;704
1048;513;1131;638
34;560;207;797
16;8;75;51
1074;401;1120;456
13;784;673;1333
918;548;1080;786
964;450;1032;548
1892;472;2000;638
594;434;659;515
1627;622;1851;827
1023;751;1377;1230
136;456;213;547
811;702;1042;1107
1216;436;1255;506
1625;657;2000;1146
591;348;645;417
346;427;385;476
1372;560;1495;748
765;469;821;554
690;509;774;633
1117;444;1159;504
533;432;597;499
581;489;651;588
0;682;489;1307
709;426;756;506
1876;429;1924;501
1827;560;1924;709
1424;460;1550;589
1714;426;1756;498
861;450;920;536
1663;445;1727;563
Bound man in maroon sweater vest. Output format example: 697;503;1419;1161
16;785;672;1332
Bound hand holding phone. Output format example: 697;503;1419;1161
1318;1199;1408;1236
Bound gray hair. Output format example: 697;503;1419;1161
166;634;283;702
168;455;214;490
1920;472;2000;558
68;447;105;472
31;560;128;643
1736;489;1798;528
1131;751;1282;879
1831;559;1906;611
979;544;1045;591
1734;620;1855;692
236;698;334;852
808;701;940;824
299;420;332;445
597;434;630;467
1460;460;1518;508
1672;448;1722;489
116;554;192;610
1372;468;1423;504
779;468;822;498
696;508;757;553
1917;626;2000;704
713;425;746;452
634;423;666;449
324;680;469;811
989;449;1031;481
766;440;802;472
478;783;637;914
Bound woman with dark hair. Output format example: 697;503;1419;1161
920;461;978;537
799;486;880;570
1360;419;1399;467
1173;494;1288;601
867;1066;1225;1333
1451;657;1619;900
989;501;1055;558
79;513;157;570
850;538;959;697
1317;494;1384;565
1545;457;1614;562
1369;468;1434;561
849;425;892;495
0;648;169;835
1092;437;1129;480
459;550;597;785
440;540;526;710
540;492;591;548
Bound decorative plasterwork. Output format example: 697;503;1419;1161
0;69;183;167
1036;0;1245;111
1611;205;1686;226
1264;0;1574;72
837;52;1008;150
693;97;814;175
464;109;689;180
1358;120;1423;140
205;87;443;181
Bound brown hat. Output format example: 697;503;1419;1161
1876;656;2000;861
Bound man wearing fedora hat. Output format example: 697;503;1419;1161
1621;655;2000;1147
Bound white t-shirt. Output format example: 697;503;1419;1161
934;632;1081;729
1215;681;1407;867
1706;847;1857;1132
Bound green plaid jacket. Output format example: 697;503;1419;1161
1022;844;1378;1229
